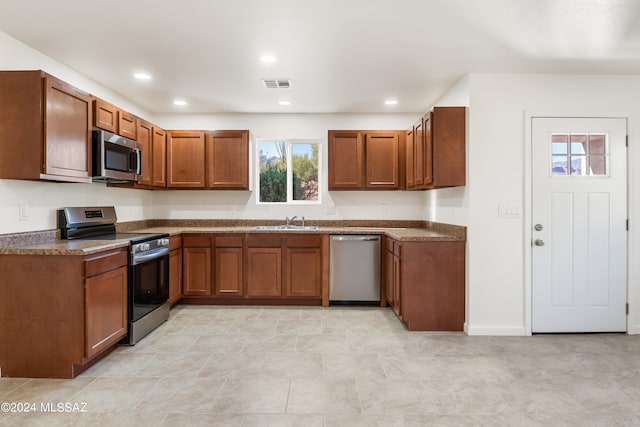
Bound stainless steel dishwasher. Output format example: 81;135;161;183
329;235;381;304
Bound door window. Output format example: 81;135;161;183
551;133;608;176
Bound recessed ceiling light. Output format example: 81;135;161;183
260;55;277;63
173;100;187;106
384;99;398;106
134;72;152;80
278;101;291;106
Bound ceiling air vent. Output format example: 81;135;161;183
262;78;291;89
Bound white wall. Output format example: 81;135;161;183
152;113;426;221
0;31;155;234
459;74;640;335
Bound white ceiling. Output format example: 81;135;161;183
1;0;639;114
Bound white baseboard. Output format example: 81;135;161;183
464;323;527;336
628;324;640;335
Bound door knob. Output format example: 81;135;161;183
534;224;543;231
534;239;545;246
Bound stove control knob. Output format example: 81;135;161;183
159;238;170;246
144;243;151;251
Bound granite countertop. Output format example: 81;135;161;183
0;222;465;256
0;238;131;256
134;226;461;242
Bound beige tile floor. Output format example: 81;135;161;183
1;305;640;426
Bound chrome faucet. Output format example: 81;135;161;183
285;216;297;226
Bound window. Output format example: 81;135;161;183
551;133;608;176
257;140;320;203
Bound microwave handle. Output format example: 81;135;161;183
131;149;141;175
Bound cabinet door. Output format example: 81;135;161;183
215;247;244;296
247;248;282;297
423;111;433;187
431;107;466;188
365;132;399;189
206;130;249;189
182;246;211;296
392;248;401;317
167;131;206;188
169;248;183;304
405;128;415;189
328;131;363;189
85;266;128;358
93;98;117;133
414;118;424;187
152;127;167;188
117;110;137;140
137;120;153;186
43;77;91;180
385;246;395;307
285;247;321;297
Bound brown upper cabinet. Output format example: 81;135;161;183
428;106;465;188
405;127;415;190
152;127;167;188
136;119;153;187
328;130;401;190
92;97;137;140
414;119;424;188
167;131;207;188
0;70;92;183
206;130;249;189
167;130;250;190
135;119;166;188
328;131;363;189
408;106;465;190
117;110;137;140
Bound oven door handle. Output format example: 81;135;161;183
131;248;169;265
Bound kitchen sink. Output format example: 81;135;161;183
252;225;320;231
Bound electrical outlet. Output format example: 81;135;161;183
326;204;336;215
380;204;387;216
19;204;28;221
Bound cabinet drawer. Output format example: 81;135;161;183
286;234;321;248
85;248;128;278
247;235;282;247
215;236;243;247
169;235;182;251
182;236;211;247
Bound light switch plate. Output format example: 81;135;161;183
498;203;521;218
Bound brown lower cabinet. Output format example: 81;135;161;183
0;247;128;378
168;236;183;304
286;235;323;297
182;236;212;296
385;237;465;331
215;236;244;297
180;233;325;303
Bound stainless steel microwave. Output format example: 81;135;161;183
92;129;141;182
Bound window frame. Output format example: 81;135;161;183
255;138;321;205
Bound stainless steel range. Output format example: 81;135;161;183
57;206;170;345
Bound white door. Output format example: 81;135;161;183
532;117;627;333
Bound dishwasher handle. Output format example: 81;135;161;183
331;235;380;242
